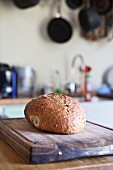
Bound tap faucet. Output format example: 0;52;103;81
70;54;85;93
71;54;85;69
65;54;85;95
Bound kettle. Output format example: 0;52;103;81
15;66;36;98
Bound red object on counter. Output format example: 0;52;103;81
80;65;92;102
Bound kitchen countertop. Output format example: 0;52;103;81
0;98;32;105
0;138;113;170
0;94;112;106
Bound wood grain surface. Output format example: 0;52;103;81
1;139;113;170
1;118;113;164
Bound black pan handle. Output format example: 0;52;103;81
56;0;62;18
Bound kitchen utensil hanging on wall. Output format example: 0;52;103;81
90;0;112;37
90;0;112;15
79;0;105;41
13;0;40;9
79;0;101;32
47;0;73;43
65;0;83;10
108;4;113;41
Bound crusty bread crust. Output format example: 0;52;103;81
24;93;86;134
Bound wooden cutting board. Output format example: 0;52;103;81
0;118;113;164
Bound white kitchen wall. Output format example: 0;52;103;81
0;0;113;92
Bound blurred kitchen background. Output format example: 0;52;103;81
0;0;113;99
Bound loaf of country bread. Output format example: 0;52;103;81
24;93;86;134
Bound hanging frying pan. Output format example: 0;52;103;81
79;8;101;32
47;0;73;43
13;0;40;9
65;0;83;10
